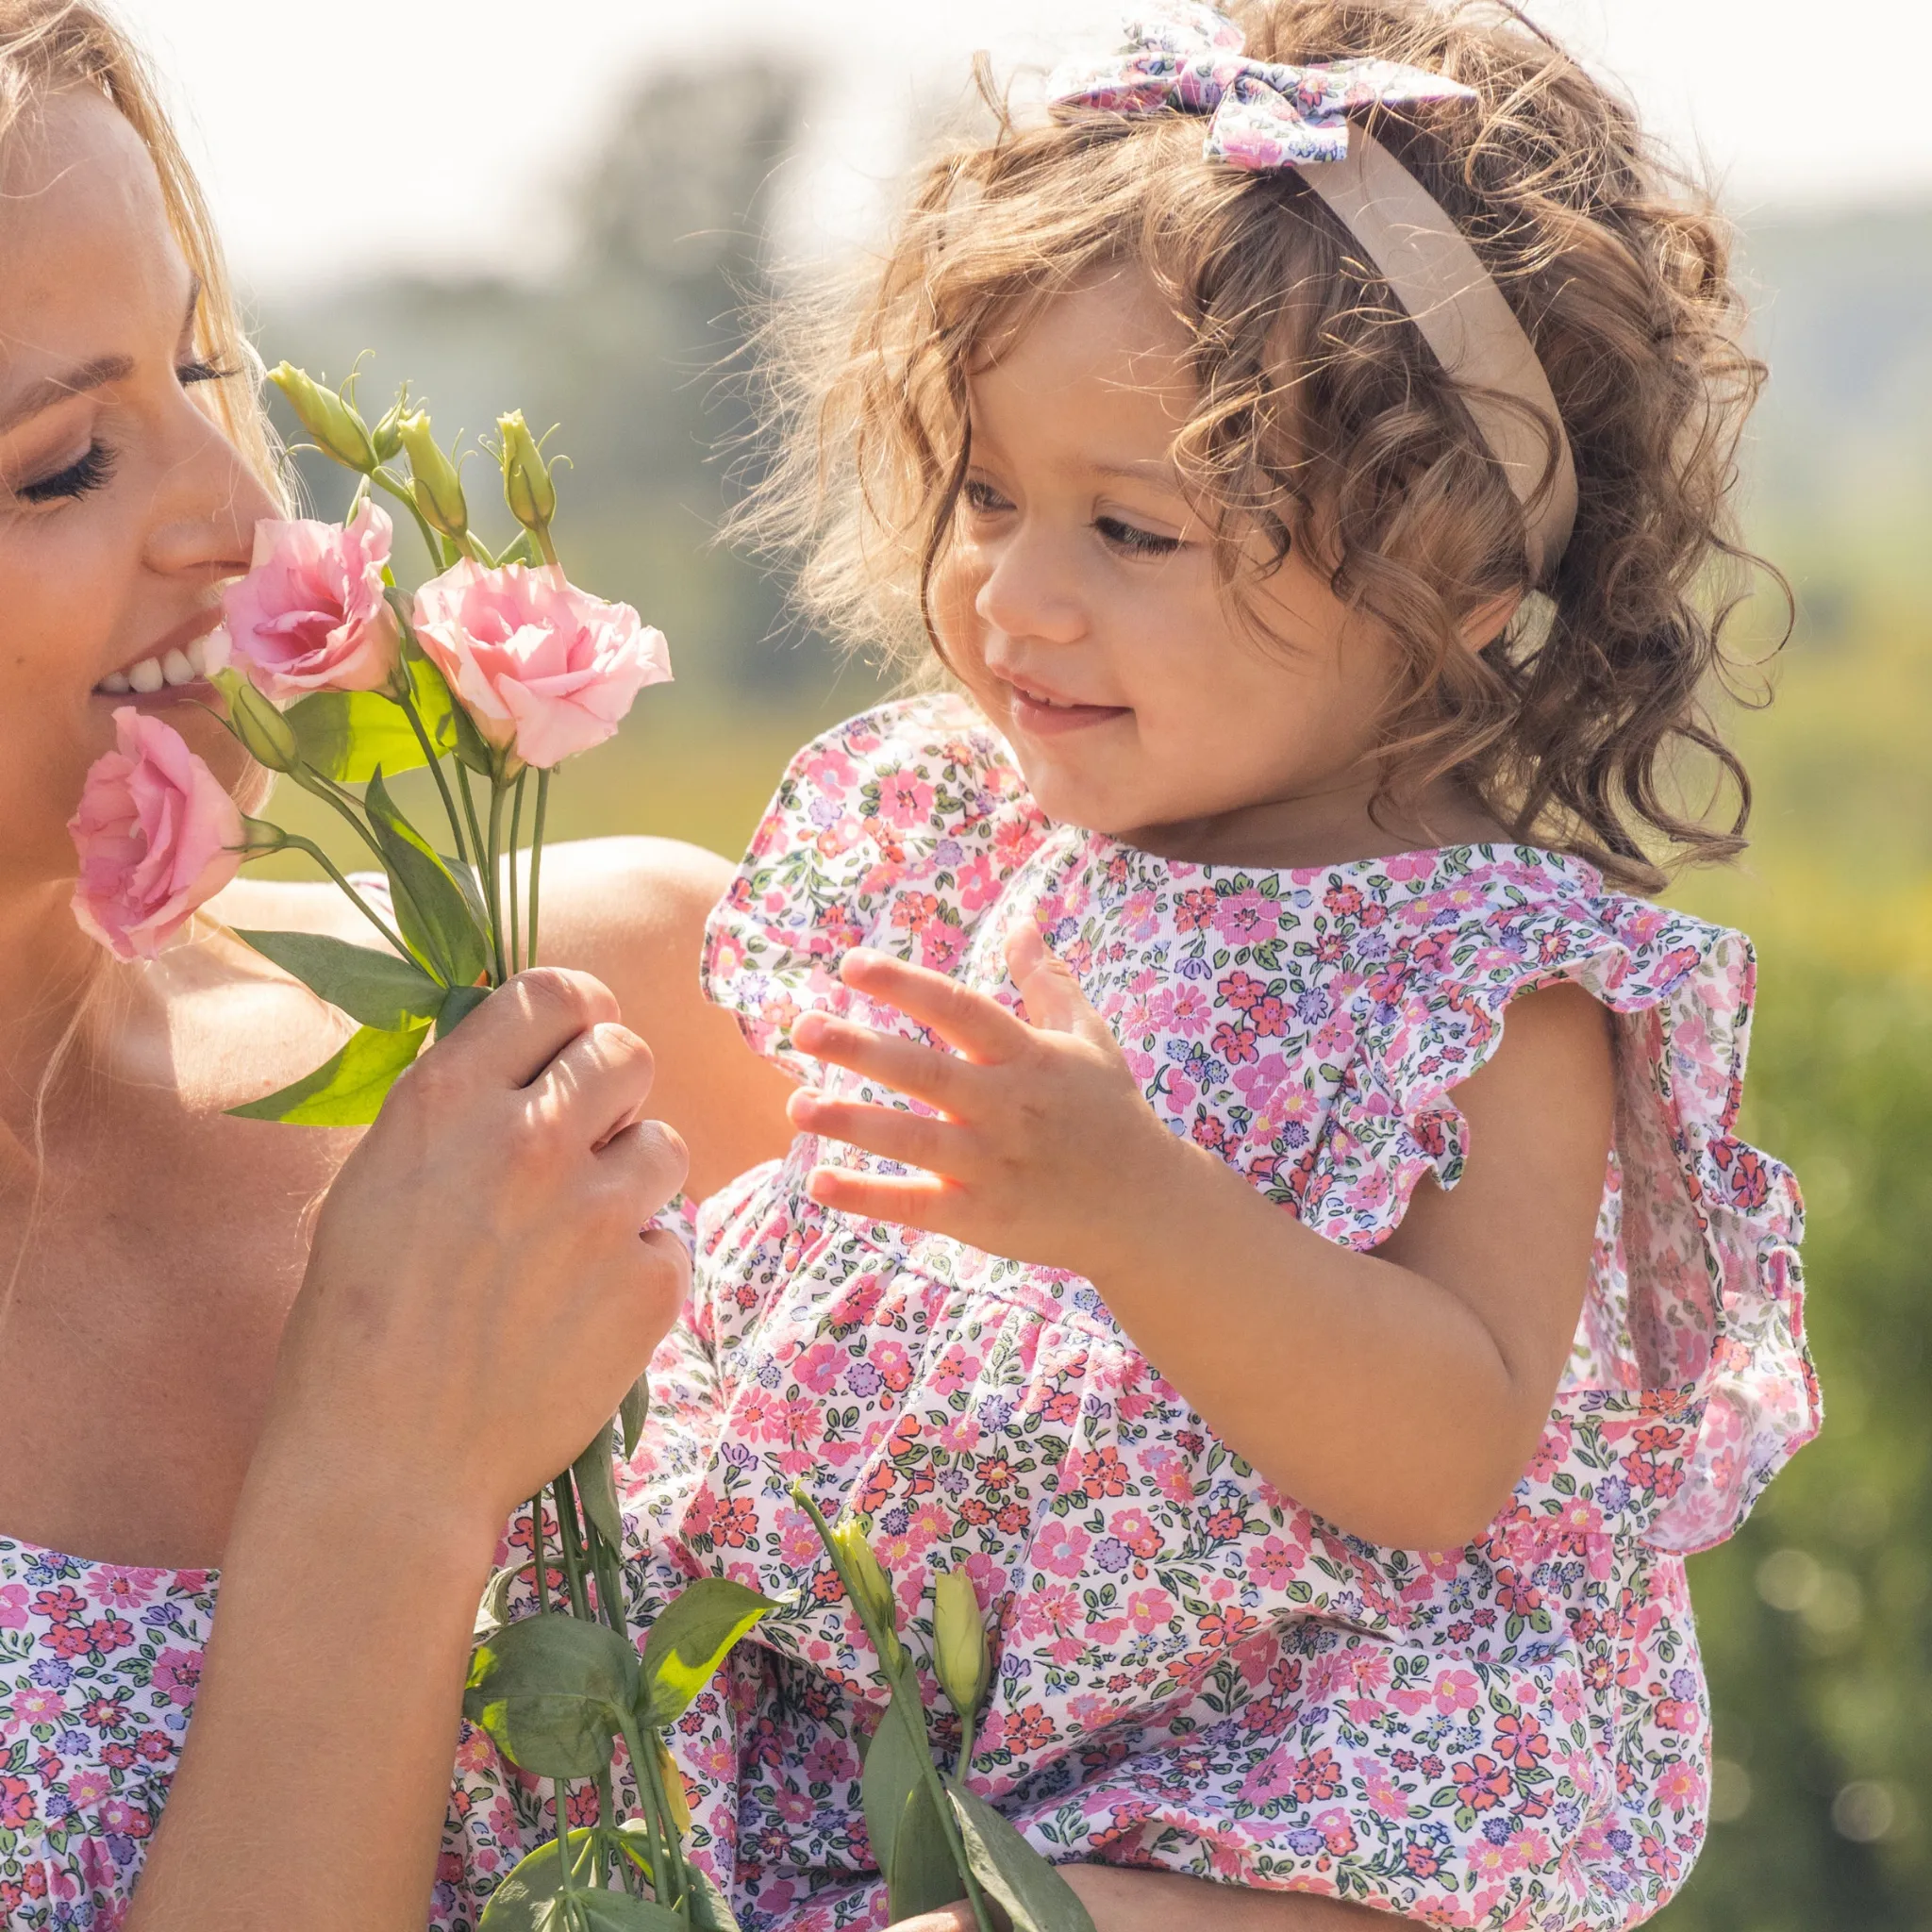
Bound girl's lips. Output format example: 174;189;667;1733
1006;686;1130;739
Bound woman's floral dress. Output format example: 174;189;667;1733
0;1520;558;1928
624;694;1820;1932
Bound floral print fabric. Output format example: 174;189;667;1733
0;1528;548;1929
624;694;1817;1931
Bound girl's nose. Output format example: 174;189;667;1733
142;391;279;581
973;520;1088;648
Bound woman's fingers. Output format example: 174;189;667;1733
840;947;1029;1063
525;1019;659;1148
593;1117;691;1222
427;967;624;1091
791;1011;976;1113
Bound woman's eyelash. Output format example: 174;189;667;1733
178;358;236;386
18;442;118;505
1095;515;1181;558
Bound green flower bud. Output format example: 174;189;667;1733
396;410;469;541
654;1731;691;1836
215;669;301;774
237;814;291;858
371;397;408;464
496;410;558;535
267;363;377;473
829;1514;906;1669
932;1568;991;1719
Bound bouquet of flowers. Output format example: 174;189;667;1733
67;365;780;1928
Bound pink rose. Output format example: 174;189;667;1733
216;503;403;700
69;710;244;961
411;560;670;769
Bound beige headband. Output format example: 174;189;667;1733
1297;129;1578;580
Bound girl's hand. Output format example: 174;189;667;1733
786;926;1177;1275
254;966;691;1554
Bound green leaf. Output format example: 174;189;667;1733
479;1831;688;1931
365;767;491;987
438;983;493;1039
620;1373;650;1462
679;1863;741;1932
225;1020;429;1124
284;658;454;784
573;1429;625;1550
637;1577;782;1728
234;928;445;1030
858;1682;932;1892
886;1773;963;1923
948;1783;1096;1932
464;1613;639;1781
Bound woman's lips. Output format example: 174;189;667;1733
93;630;218;697
1006;685;1129;738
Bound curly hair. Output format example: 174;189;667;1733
734;0;1778;891
1;0;282;502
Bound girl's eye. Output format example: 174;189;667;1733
1095;514;1181;558
17;441;118;505
177;358;234;387
961;479;1011;515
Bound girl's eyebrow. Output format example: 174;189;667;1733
1091;457;1187;493
0;277;202;437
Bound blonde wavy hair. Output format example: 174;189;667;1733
0;0;279;495
736;0;1778;890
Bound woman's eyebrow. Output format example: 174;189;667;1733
0;278;201;438
0;354;136;436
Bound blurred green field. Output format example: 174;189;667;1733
247;68;1932;1925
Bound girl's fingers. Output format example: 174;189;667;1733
803;1165;960;1230
787;1091;961;1174
1006;923;1111;1042
839;947;1029;1063
791;1012;976;1113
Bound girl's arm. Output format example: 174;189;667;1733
899;1867;1388;1928
128;970;691;1932
786;933;1613;1553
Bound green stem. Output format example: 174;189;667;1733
890;1674;992;1932
529;1495;550;1617
455;762;490;908
507;769;526;975
553;1780;578;1898
620;1714;681;1910
527;767;551;969
535;525;559;568
485;776;509;986
956;1708;978;1785
278;836;409;959
594;1767;616;1885
586;1521;627;1638
287;768;387;867
370;465;445;569
396;685;470;870
552;1472;591;1622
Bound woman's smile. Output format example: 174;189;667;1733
92;605;225;697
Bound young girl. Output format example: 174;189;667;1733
624;3;1818;1927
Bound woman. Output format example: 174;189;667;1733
0;5;793;1925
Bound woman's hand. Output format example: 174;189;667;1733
786;927;1179;1279
131;967;691;1932
258;965;691;1542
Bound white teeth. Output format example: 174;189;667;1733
98;670;132;694
185;636;208;676
161;648;195;687
126;656;164;694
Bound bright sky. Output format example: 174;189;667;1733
119;0;1932;295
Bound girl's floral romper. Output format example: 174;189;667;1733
625;694;1819;1932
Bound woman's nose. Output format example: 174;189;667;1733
973;520;1088;648
142;391;278;580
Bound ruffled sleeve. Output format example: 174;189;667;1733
701;695;1046;1079
1262;851;1817;1555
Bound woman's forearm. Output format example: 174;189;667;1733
127;1450;500;1932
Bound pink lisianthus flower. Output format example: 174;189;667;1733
411;560;670;770
215;502;403;700
69;710;244;961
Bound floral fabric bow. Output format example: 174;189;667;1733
1049;1;1476;169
